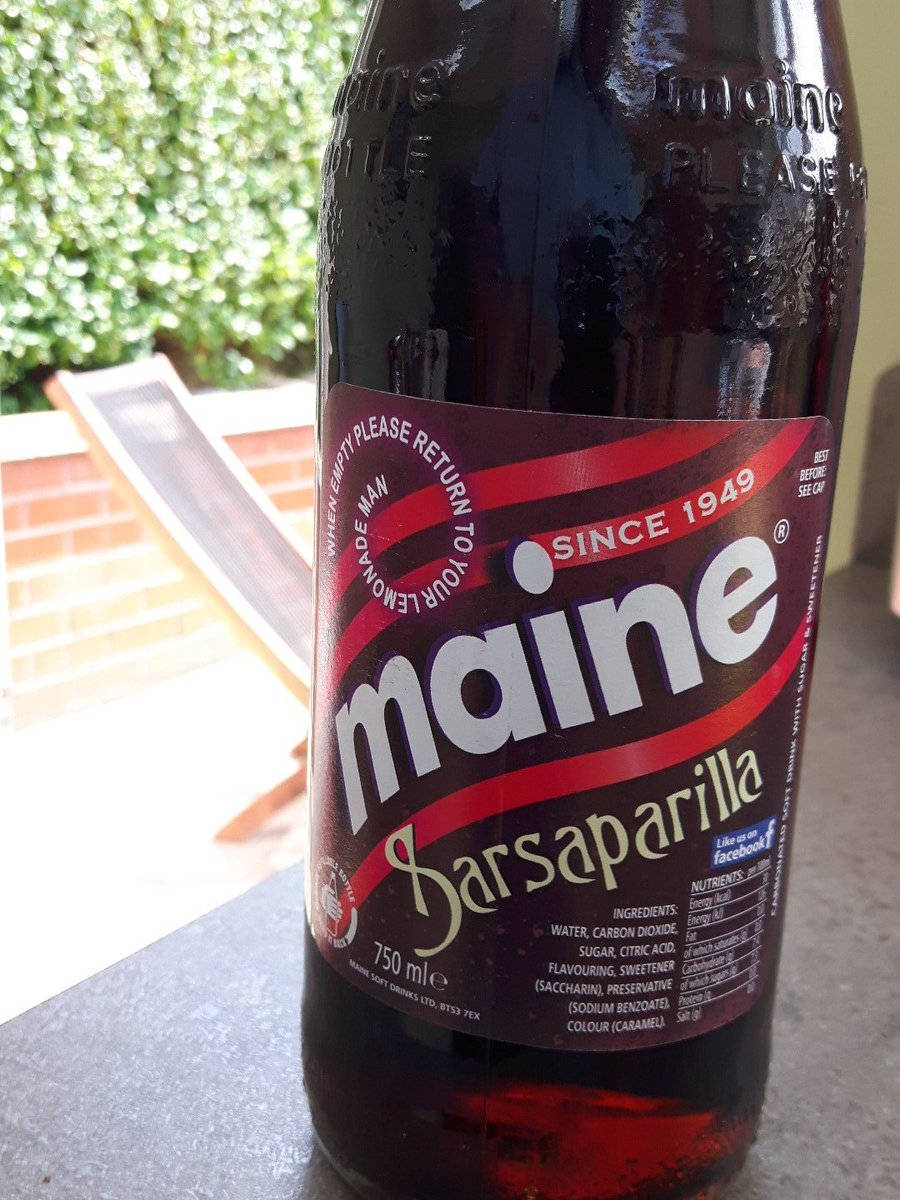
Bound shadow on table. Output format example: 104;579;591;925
296;1144;357;1200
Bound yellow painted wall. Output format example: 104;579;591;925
828;4;900;571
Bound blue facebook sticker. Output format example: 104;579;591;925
710;818;777;870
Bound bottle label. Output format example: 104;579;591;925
308;384;833;1052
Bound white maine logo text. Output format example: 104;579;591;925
336;535;778;835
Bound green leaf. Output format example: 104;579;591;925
0;0;364;411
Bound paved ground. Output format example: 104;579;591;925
0;653;307;1024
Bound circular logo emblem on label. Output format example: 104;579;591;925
314;855;358;950
322;404;479;616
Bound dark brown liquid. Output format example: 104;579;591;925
304;2;865;1197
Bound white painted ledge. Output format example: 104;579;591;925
0;379;316;465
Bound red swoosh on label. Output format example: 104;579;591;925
330;421;811;681
331;423;738;601
530;420;812;563
345;617;808;915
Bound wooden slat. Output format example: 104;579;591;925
45;357;313;704
214;737;308;843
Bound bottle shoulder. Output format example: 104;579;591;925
318;0;865;415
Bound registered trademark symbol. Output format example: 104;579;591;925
774;519;791;544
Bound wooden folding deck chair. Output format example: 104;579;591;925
45;356;314;841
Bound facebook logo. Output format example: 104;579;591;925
710;818;777;870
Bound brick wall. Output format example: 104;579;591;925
1;422;314;725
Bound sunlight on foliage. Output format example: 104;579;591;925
0;1;363;412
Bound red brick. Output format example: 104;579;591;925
15;558;109;606
268;485;314;514
67;583;199;637
71;517;144;556
8;608;70;648
230;427;314;459
20;644;76;679
102;545;167;585
246;458;300;488
64;454;104;485
10;548;164;611
70;589;147;633
11;660;141;724
19;488;112;531
69;599;115;634
234;452;281;471
143;576;197;610
110;613;185;654
5;528;73;568
227;431;277;459
1;458;70;496
107;518;146;550
5;576;30;611
71;629;121;667
2;499;29;533
14;629;109;675
8;607;238;725
268;469;315;491
269;427;314;455
9;652;34;683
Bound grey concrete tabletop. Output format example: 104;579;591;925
1;564;898;1200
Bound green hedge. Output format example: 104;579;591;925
0;0;363;413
